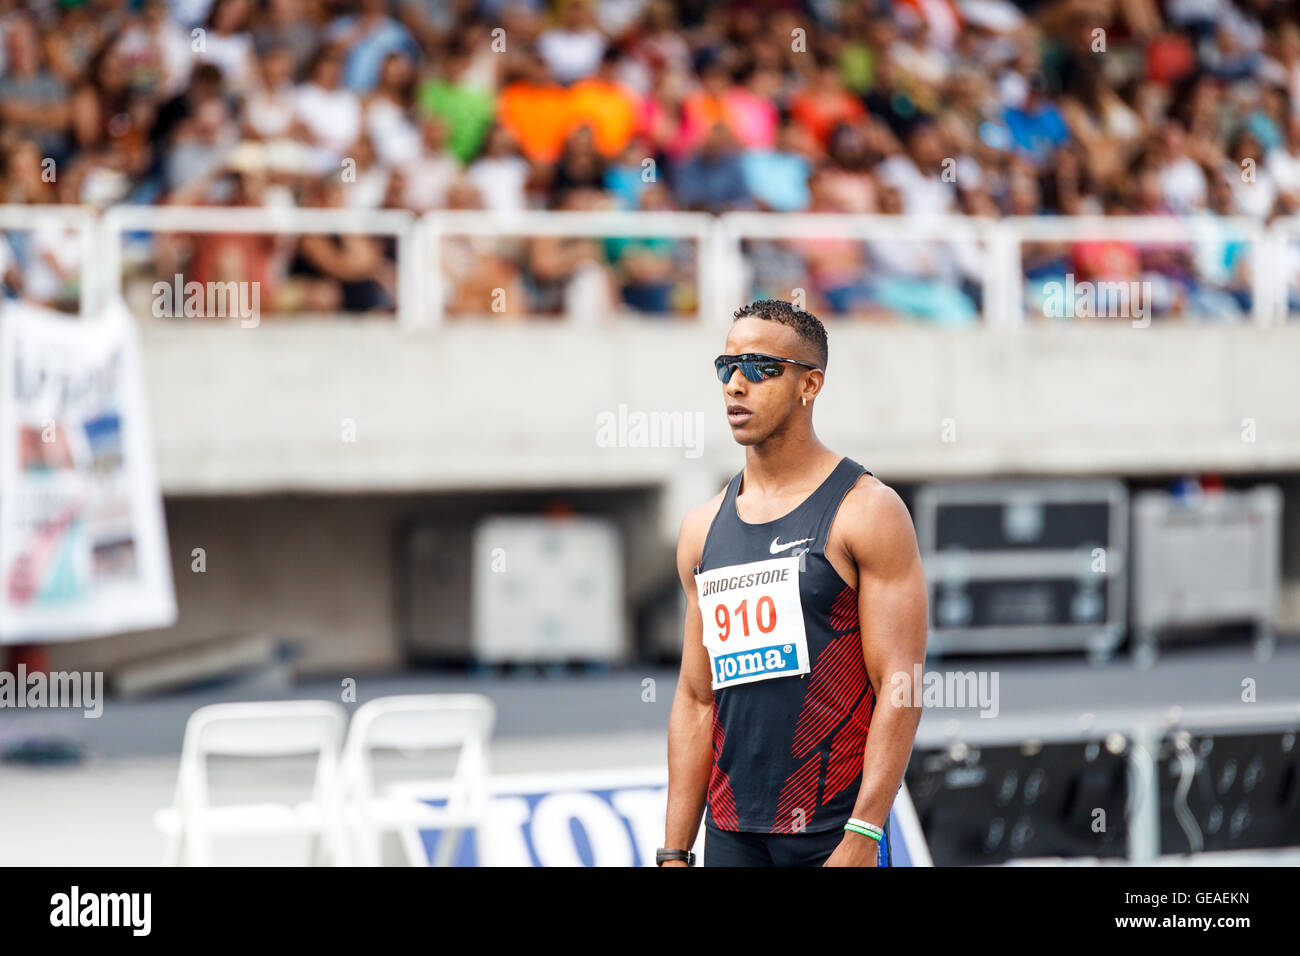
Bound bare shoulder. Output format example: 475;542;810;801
675;486;728;582
837;474;920;570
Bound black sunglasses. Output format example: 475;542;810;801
715;353;822;384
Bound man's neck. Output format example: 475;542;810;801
742;426;838;495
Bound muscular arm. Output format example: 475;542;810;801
827;483;928;865
662;496;722;864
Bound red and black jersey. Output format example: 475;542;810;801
696;456;874;835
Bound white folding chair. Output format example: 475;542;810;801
338;694;496;867
154;700;349;866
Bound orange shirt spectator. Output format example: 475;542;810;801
789;61;865;149
679;90;728;153
567;75;640;159
499;80;572;164
789;91;864;151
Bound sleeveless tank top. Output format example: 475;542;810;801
695;456;874;834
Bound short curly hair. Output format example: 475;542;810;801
732;299;828;370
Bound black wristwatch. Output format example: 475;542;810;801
656;848;696;866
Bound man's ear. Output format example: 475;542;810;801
803;368;825;402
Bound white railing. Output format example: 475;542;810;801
418;210;716;325
1265;216;1300;324
1003;215;1273;326
4;206;1300;326
95;204;419;324
719;213;1003;323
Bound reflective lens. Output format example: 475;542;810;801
715;355;787;384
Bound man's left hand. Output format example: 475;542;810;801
822;832;879;867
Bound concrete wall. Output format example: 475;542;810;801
43;320;1300;674
140;320;1300;517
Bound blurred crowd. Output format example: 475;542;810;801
2;0;1300;320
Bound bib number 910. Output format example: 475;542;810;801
696;555;810;689
715;596;778;641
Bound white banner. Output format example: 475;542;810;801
0;300;175;642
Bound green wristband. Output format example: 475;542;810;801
844;822;882;842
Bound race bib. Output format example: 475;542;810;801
696;555;809;690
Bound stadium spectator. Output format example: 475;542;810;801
293;45;362;172
1003;72;1071;167
151;62;227;159
1155;120;1209;213
416;36;496;165
403;115;462;212
195;0;257;94
441;174;529;318
326;0;420;94
116;0;193;100
498;48;570;164
340;135;389;208
790;52;866;151
252;0;319;75
603;137;654;209
288;174;395;313
3;139;54;205
242;44;297;141
167;158;284;315
1226;126;1277;217
550;124;608;206
567;48;640;159
0;14;71;163
537;0;607;85
676;48;739;158
673;121;751;213
70;40;148;177
740;117;814;212
364;51;420;168
817;120;881;214
3;0;1300;322
45;0;110;87
606;182;684;316
875;118;955;216
1268;112;1300;213
165;96;238;195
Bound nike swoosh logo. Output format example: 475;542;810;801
770;536;814;555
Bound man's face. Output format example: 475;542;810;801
908;124;942;168
719;317;819;446
7;20;38;71
264;50;291;87
703;122;732;158
564;0;591;29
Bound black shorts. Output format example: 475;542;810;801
703;822;891;867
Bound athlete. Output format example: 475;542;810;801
659;299;928;867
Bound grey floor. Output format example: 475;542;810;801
2;640;1297;866
4;639;1297;759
